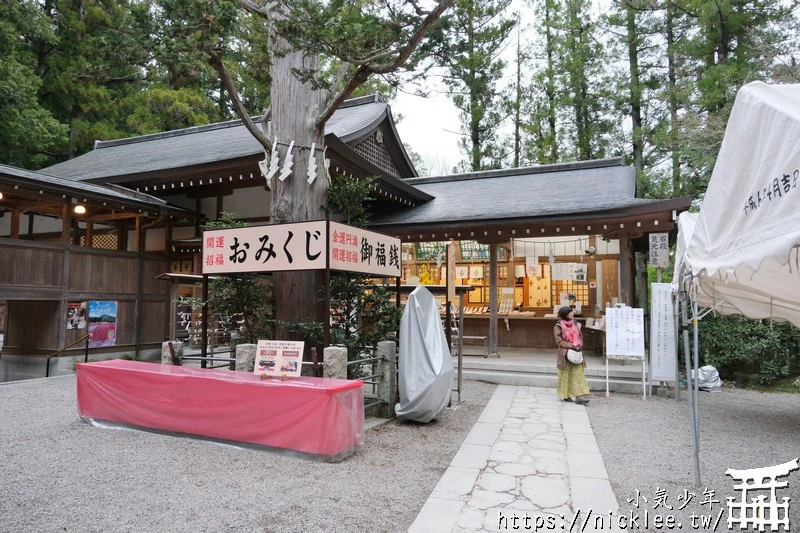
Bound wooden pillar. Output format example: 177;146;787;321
10;209;21;239
134;216;141;253
619;235;634;305
489;243;498;357
61;205;71;244
118;222;128;251
588;235;597;315
85;221;94;248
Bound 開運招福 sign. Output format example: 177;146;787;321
201;220;401;278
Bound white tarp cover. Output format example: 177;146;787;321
675;82;800;326
395;286;454;422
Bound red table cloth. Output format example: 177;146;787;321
77;359;363;458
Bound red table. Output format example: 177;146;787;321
77;360;363;459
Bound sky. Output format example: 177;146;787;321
389;0;609;177
390;0;532;176
392;85;463;176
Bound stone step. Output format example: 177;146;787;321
457;362;651;394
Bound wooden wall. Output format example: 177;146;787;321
0;238;170;355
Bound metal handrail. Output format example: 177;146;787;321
347;356;382;366
46;333;92;377
47;333;91;359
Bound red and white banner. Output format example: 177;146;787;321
202;220;402;277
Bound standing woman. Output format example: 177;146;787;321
554;306;590;404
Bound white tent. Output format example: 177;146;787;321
673;81;800;485
675;82;800;326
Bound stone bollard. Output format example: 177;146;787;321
323;346;348;379
376;340;397;418
161;341;183;365
229;331;243;370
235;343;257;372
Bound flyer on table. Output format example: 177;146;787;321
254;340;305;377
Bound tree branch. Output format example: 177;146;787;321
315;66;371;132
204;45;271;151
370;0;455;74
315;0;455;130
237;0;277;18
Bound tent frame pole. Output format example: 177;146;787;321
681;283;701;487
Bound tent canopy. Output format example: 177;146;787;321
675;82;800;326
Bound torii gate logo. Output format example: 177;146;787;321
726;459;799;531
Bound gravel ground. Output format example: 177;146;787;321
587;387;800;530
0;375;496;533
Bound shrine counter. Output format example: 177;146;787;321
459;315;598;351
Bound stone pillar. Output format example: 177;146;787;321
235;343;257;372
161;341;183;365
376;341;397;418
229;331;243;370
323;346;347;379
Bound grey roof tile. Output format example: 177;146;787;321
0;163;183;210
44;101;388;181
370;159;656;227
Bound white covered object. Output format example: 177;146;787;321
395;286;454;422
675;82;800;326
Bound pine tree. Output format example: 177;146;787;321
432;0;516;171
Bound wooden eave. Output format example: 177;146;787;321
372;196;693;243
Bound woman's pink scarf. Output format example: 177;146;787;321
560;319;580;346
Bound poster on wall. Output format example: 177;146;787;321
88;301;117;348
66;302;87;330
525;256;539;277
574;263;587;282
650;283;677;382
254;340;305;378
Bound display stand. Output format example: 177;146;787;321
604;307;646;399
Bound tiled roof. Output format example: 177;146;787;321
369;158;662;228
0;163;189;212
44;98;390;181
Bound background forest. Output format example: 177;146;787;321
4;0;800;200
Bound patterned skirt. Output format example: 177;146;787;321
557;362;590;399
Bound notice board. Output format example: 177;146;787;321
650;283;677;382
605;307;645;359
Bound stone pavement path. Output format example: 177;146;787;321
409;385;619;532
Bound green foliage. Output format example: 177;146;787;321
122;86;218;134
0;1;67;168
699;314;799;384
325;175;401;376
429;0;516;171
324;175;376;227
187;213;275;344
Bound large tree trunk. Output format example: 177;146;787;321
626;3;643;181
666;2;681;196
269;34;328;344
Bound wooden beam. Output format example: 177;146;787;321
87;212;141;222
